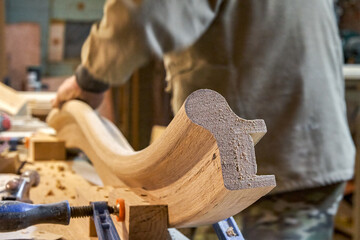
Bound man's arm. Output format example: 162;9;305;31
53;0;223;108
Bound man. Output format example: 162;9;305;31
53;1;355;239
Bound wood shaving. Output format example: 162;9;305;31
56;180;66;191
46;190;54;196
57;166;65;172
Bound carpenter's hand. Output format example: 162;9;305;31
52;75;104;109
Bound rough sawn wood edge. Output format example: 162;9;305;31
47;89;276;228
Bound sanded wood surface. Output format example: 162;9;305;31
47;89;276;228
25;161;103;240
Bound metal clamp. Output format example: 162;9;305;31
213;216;245;240
91;201;121;240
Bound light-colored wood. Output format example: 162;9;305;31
19;91;56;117
28;134;66;161
0;82;27;115
0;151;19;173
26;161;98;240
76;185;185;240
150;125;166;144
47;89;276;228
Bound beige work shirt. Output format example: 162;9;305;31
80;0;355;193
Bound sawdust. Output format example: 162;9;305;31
56;180;66;191
57;166;65;172
46;190;54;196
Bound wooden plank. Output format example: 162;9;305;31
0;82;27;115
47;89;276;228
19;91;56;118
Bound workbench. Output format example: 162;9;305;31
0;157;116;240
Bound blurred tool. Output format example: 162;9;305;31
0;112;11;132
0;137;24;151
2;170;40;202
0;200;124;240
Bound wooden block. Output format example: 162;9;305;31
109;188;168;240
29;135;66;161
0;151;19;173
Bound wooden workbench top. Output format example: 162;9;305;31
4;160;113;240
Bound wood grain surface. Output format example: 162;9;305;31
47;89;276;228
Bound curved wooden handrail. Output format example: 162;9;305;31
47;89;276;228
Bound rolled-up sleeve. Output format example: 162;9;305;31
80;0;223;86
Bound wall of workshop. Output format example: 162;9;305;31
0;0;6;81
4;0;105;89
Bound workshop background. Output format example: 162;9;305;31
0;0;359;239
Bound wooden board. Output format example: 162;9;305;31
47;89;276;228
0;82;27;115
